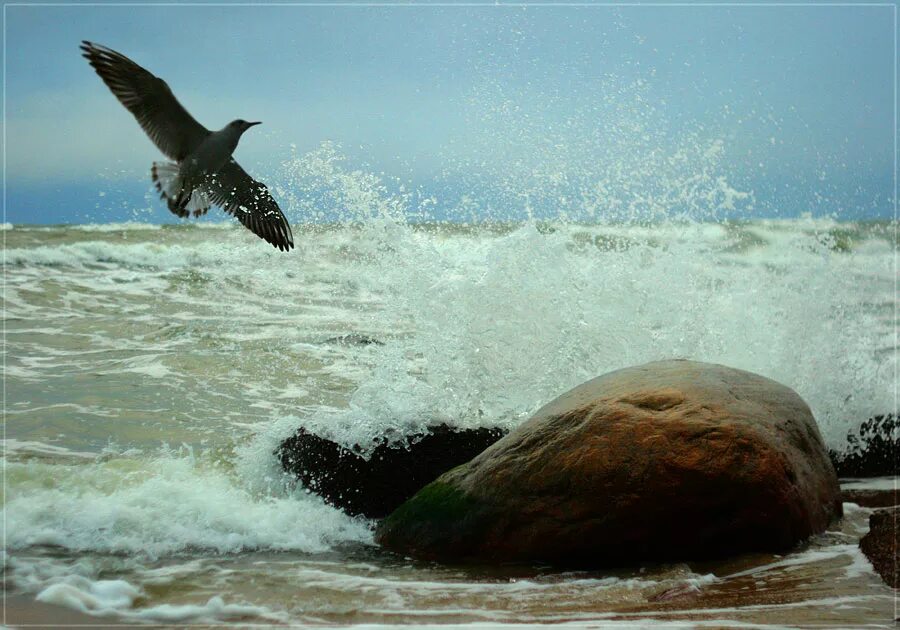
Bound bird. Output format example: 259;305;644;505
80;41;294;251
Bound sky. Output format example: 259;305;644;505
3;2;896;224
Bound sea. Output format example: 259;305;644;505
2;147;898;626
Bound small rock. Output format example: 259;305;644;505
829;414;898;478
377;360;842;566
859;507;899;588
277;424;507;518
323;334;385;347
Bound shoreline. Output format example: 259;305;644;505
4;478;895;628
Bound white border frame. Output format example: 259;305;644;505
1;2;897;626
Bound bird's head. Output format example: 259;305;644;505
229;119;262;134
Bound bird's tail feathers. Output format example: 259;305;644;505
151;161;181;198
185;189;211;218
152;162;188;217
152;162;212;218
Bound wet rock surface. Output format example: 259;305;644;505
277;424;507;518
377;360;843;566
859;507;899;588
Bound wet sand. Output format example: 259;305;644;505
4;595;134;628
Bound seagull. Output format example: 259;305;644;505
81;41;294;251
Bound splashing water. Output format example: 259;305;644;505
258;140;896;453
3;69;896;626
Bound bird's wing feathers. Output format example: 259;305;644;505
202;160;294;251
81;41;209;161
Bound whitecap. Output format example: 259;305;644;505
3;450;373;559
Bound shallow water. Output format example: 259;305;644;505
2;217;897;626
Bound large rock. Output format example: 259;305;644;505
277;424;507;518
859;507;899;588
376;360;843;566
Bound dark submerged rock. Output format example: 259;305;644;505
377;360;843;566
277;424;507;518
324;333;385;347
829;414;898;478
859;507;899;588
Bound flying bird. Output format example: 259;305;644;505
80;41;293;251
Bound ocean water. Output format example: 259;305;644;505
2;146;898;625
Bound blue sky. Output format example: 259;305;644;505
4;2;895;224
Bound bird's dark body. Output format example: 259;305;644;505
169;123;246;213
80;41;294;251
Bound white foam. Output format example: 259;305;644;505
36;577;140;614
723;544;877;582
131;595;284;623
116;355;174;379
4;240;235;269
190;222;238;229
2;364;45;380
3;450;372;558
274;385;311;400
289;568;659;594
71;222;162;232
2;439;97;461
31;569;286;624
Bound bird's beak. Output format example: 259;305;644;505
246;121;262;128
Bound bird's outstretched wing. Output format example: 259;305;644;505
203;160;294;251
81;41;209;161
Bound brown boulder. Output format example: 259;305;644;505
376;360;842;566
859;507;899;588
